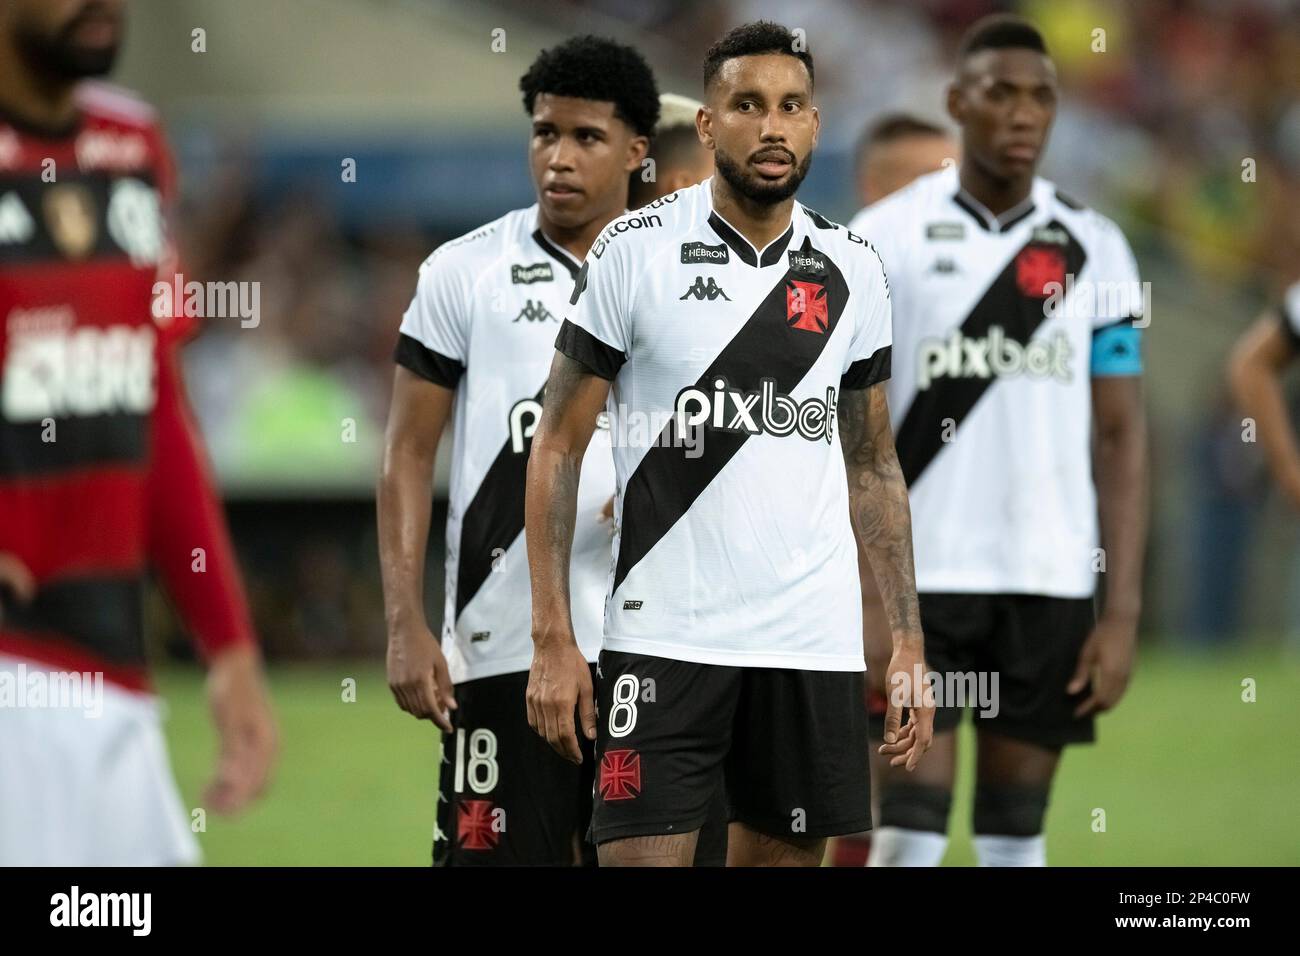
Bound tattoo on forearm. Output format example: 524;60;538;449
528;355;597;617
838;385;922;638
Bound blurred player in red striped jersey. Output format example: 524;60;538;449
0;0;276;865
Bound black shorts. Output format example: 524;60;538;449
434;667;596;866
868;593;1097;749
590;650;872;847
434;664;728;866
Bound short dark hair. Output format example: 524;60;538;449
519;35;660;137
854;113;949;169
957;14;1049;59
702;21;814;92
628;124;703;206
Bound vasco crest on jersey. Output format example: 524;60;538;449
1015;232;1068;298
786;278;829;334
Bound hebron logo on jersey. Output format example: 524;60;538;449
674;376;837;444
508;397;608;453
916;326;1074;390
510;262;553;284
2;321;156;422
680;241;729;265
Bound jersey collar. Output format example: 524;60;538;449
530;217;583;280
951;186;1036;234
705;183;795;267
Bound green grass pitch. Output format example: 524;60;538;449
156;644;1300;866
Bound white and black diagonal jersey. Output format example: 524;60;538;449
556;179;892;671
396;205;615;684
849;165;1145;598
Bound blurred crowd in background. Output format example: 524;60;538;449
120;0;1300;658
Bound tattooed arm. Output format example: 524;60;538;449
524;351;612;763
838;383;934;770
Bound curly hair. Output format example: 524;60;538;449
519;35;660;137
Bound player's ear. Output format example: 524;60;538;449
810;105;820;149
697;106;715;151
945;82;965;124
624;134;650;174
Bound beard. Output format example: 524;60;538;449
17;12;120;80
714;146;813;205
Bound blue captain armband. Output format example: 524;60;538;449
1090;320;1143;376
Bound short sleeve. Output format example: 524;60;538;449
840;241;893;390
1088;219;1145;376
554;236;631;381
848;199;905;293
1087;219;1144;329
394;250;471;389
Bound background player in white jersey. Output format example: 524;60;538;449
1228;281;1300;509
377;36;659;866
849;15;1149;867
833;110;960;869
525;21;934;867
852;113;958;210
628;93;713;208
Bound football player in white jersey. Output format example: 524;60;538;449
833;111;959;869
628;93;714;208
852;113;958;210
849;14;1149;867
1228;281;1300;509
377;36;660;866
525;21;934;867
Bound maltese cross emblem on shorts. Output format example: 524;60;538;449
457;799;499;850
599;749;642;801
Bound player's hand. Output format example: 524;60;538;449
599;495;615;525
0;552;36;620
205;644;277;815
1068;614;1137;717
526;635;594;765
386;620;457;731
879;639;935;771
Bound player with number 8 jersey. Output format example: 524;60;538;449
525;21;935;867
